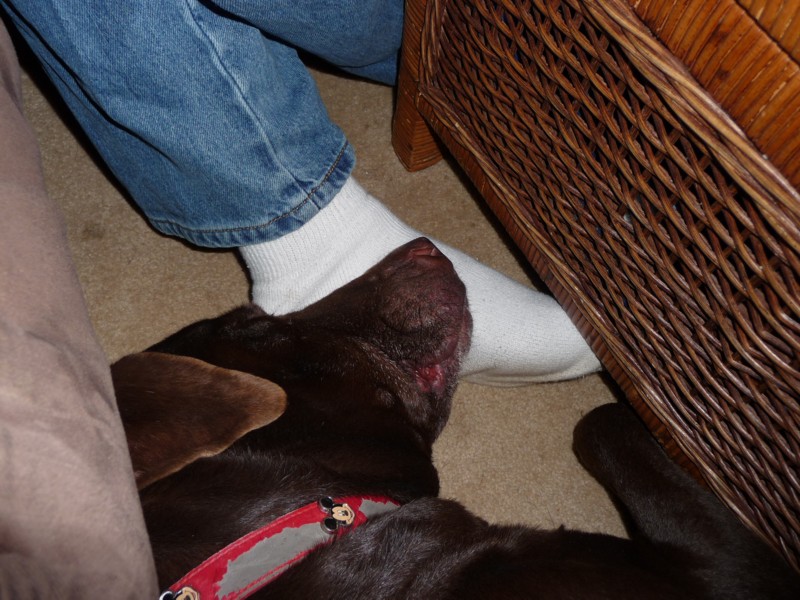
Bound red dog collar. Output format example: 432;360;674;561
159;495;399;600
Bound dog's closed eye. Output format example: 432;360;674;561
112;352;287;489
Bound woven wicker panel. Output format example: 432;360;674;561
414;0;800;568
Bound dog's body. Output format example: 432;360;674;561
112;238;799;599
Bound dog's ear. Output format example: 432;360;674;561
111;351;287;490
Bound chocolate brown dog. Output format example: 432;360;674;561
112;237;799;599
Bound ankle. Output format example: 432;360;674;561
240;177;416;314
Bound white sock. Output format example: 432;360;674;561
240;177;601;385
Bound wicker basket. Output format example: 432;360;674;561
393;0;800;570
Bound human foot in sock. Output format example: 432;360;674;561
240;177;601;385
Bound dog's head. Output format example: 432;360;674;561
289;236;472;412
113;238;471;490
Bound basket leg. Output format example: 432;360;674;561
392;0;443;171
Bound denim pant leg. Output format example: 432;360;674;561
1;0;402;247
209;0;403;84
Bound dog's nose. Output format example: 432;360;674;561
406;237;443;258
374;238;461;288
394;238;459;282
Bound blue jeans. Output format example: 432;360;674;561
1;0;403;247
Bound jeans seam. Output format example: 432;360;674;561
148;141;349;236
182;0;296;187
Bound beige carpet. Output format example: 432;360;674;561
21;60;627;538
